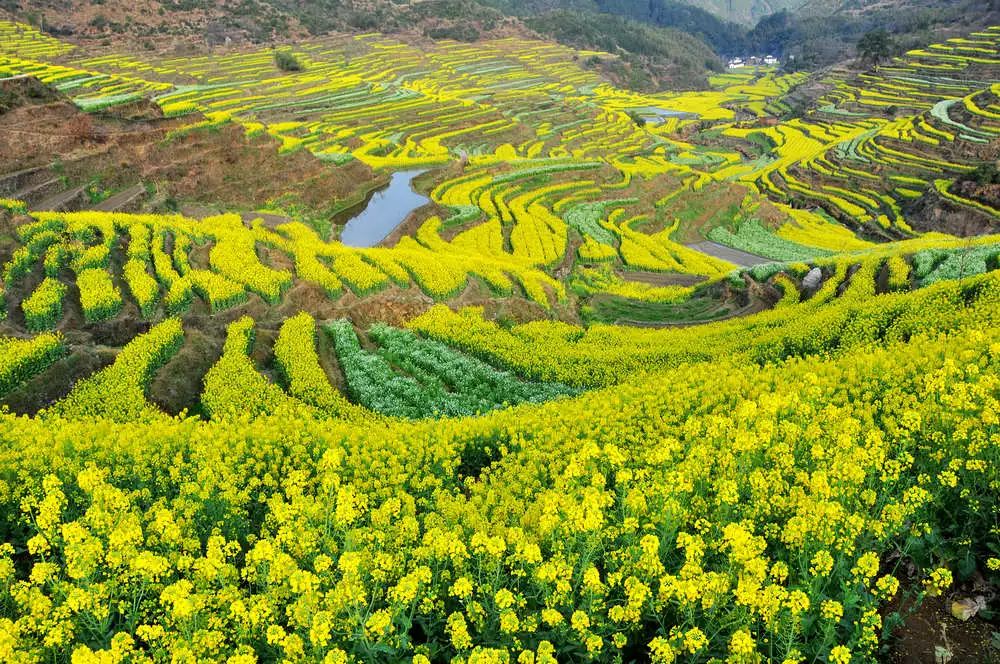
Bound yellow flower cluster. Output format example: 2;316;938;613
76;268;123;323
122;259;161;318
273;312;368;420
409;267;1000;385
0;332;64;394
201;316;298;419
21;277;67;331
43;318;183;422
204;215;293;303
0;269;993;661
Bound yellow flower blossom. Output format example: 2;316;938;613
727;629;758;663
821;600;844;622
923;567;952;597
829;645;851;664
451;577;474;599
810;550;834;577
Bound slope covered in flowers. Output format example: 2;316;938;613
0;270;997;662
1;17;1000;663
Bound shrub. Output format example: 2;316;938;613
274;49;303;72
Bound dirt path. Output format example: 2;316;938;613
688;241;772;267
618;270;707;287
92;183;147;212
616;299;768;328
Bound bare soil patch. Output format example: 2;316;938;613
885;593;998;663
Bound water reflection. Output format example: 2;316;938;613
338;170;429;247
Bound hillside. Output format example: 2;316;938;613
479;0;749;55
524;11;723;90
663;0;802;24
3;0;521;42
0;0;723;91
1;12;1000;664
13;0;1000;74
752;0;1000;67
483;0;803;26
798;0;1000;19
486;0;1000;63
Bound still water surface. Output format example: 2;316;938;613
338;170;429;247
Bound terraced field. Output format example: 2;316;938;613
2;22;998;305
0;17;999;664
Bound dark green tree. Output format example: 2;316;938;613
857;29;896;71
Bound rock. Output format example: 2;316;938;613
801;267;823;291
950;596;986;621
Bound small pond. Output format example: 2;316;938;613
338;170;429;247
632;106;701;125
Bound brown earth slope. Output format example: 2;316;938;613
0;77;380;231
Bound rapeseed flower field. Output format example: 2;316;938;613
0;16;998;663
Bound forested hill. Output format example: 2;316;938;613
480;0;803;25
747;0;1000;68
524;11;723;90
478;0;748;55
